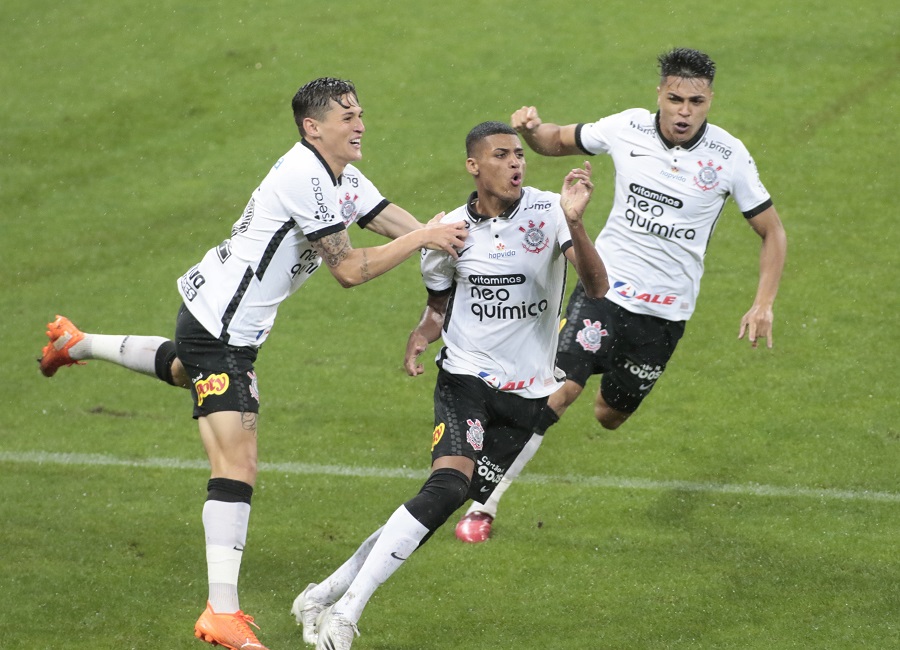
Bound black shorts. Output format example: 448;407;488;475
174;304;260;419
556;283;685;414
431;369;547;502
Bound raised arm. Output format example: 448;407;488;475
738;205;787;348
404;292;450;376
511;106;584;157
312;214;466;288
560;162;609;298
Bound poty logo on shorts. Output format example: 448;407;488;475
194;373;229;406
466;418;485;451
430;423;445;451
576;319;608;352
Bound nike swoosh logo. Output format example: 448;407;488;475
458;245;473;257
639;382;655;391
390;552;408;561
479;486;492;493
630;151;652;158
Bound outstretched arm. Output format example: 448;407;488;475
363;203;422;239
404;292;450;376
511;106;583;157
738;206;787;348
313;214;467;288
560;162;609;298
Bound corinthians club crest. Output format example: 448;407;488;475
339;192;359;224
519;219;549;253
576;318;608;352
465;418;485;451
694;160;722;191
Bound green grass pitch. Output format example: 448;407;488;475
2;0;898;648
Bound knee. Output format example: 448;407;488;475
594;400;629;430
404;468;470;531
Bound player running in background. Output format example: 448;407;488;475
291;121;608;650
455;47;787;543
39;77;466;650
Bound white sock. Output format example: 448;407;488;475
332;507;428;624
466;433;545;518
311;526;384;604
69;333;169;377
203;500;251;613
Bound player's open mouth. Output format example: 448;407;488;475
673;122;690;134
511;173;522;186
350;139;361;147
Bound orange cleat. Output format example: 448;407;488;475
39;315;86;377
455;511;494;543
194;602;269;650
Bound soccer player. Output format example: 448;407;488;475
39;77;467;650
455;47;788;543
291;121;608;649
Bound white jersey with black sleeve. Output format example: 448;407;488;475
177;139;389;347
421;186;573;399
576;108;772;321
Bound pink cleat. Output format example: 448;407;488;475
455;511;494;543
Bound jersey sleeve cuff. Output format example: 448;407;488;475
743;198;773;219
573;124;595;156
306;222;346;241
357;198;391;229
426;286;452;297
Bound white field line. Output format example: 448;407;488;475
2;450;898;504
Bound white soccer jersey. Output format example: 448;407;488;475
177;140;388;347
576;108;772;320
422;187;573;399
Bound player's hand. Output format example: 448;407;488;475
422;212;467;258
738;304;774;349
404;330;430;376
511;106;542;133
560;161;594;223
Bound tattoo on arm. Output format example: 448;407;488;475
361;249;370;282
313;231;352;268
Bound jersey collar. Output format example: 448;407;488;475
654;111;708;151
465;190;523;222
300;138;341;186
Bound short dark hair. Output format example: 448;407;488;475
465;121;518;157
291;77;358;137
658;48;716;85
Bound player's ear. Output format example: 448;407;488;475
466;157;479;178
303;116;319;138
